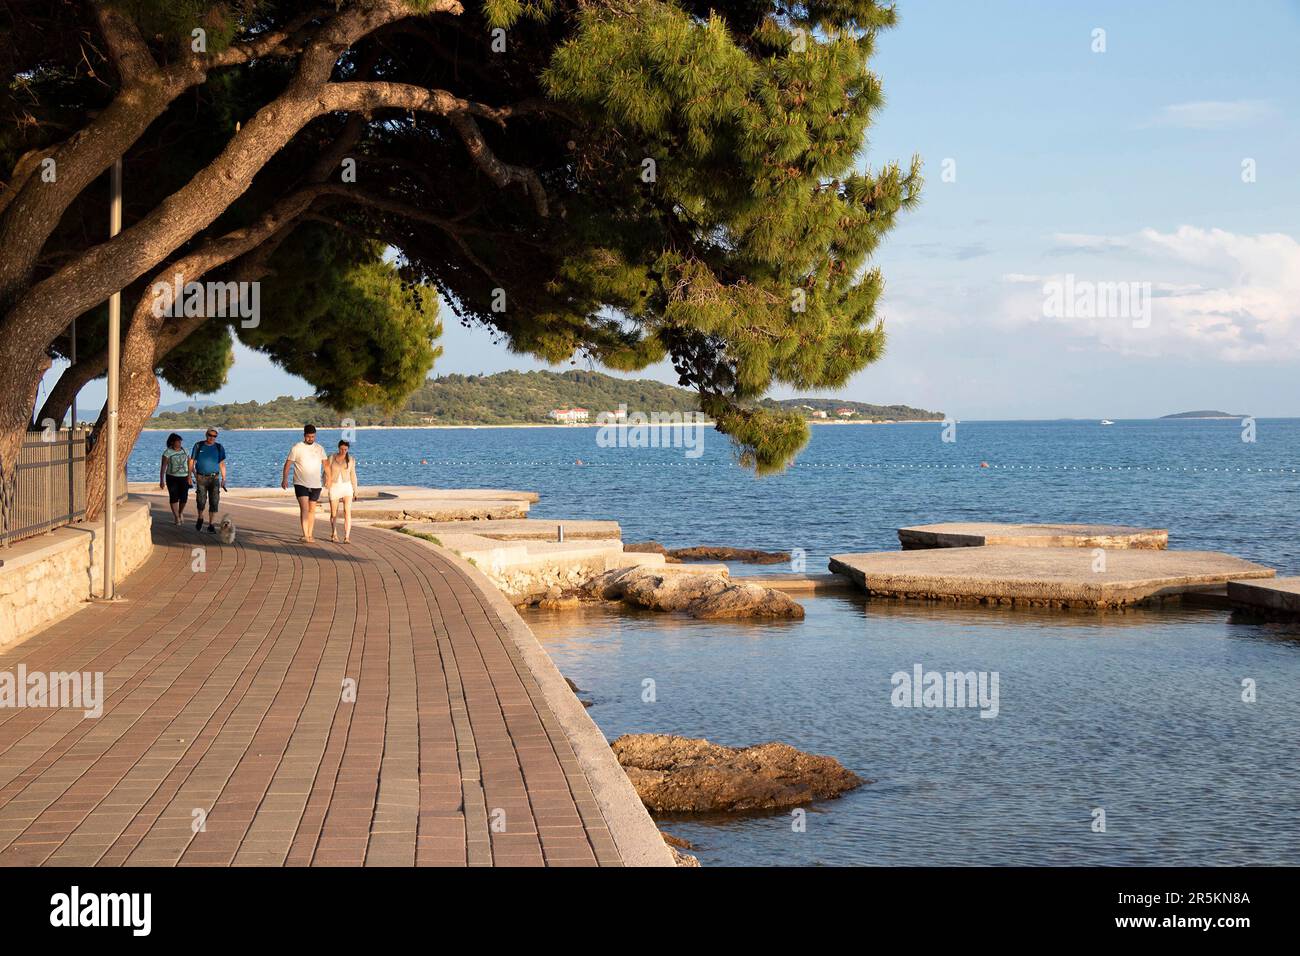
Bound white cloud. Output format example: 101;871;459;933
1146;99;1276;130
1001;227;1300;361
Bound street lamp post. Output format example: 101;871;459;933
103;157;122;600
69;318;76;428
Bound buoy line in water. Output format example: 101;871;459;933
214;459;1300;473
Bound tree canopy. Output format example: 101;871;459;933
0;0;919;523
238;225;442;413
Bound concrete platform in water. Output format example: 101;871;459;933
828;546;1274;609
1226;577;1300;616
897;522;1168;550
731;573;857;593
395;517;621;540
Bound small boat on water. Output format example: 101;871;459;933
1100;419;1115;425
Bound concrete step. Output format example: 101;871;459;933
731;573;857;593
350;497;529;521
508;538;625;556
1227;577;1300;615
623;561;730;576
421;534;677;575
399;518;620;541
365;485;539;503
898;522;1168;550
829;546;1274;609
1180;585;1235;610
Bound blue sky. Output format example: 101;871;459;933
54;0;1300;420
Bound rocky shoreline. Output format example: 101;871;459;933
574;565;805;619
625;541;793;565
613;733;866;813
588;732;867;866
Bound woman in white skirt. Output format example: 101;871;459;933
325;439;358;543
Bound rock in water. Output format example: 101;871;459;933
581;566;726;608
669;844;701;867
537;585;582;609
687;583;805;620
661;831;700;866
612;733;865;812
623;540;682;563
581;565;647;601
621;571;730;612
669;545;792;564
661;831;696;850
623;541;668;554
582;566;804;619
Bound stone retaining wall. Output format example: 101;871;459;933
0;498;153;649
488;553;617;604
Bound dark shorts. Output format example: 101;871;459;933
194;473;221;512
293;484;322;502
165;474;190;505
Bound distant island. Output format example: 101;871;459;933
148;370;943;429
1160;410;1247;419
768;396;943;422
155;398;218;414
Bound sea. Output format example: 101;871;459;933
130;418;1300;865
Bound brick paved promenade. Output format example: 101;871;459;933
0;497;660;866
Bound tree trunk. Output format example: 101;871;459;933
0;347;52;543
83;311;162;522
37;347;109;429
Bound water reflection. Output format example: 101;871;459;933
528;596;1300;866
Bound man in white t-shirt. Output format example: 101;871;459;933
281;424;329;542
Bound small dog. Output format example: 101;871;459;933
217;514;237;545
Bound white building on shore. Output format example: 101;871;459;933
548;407;589;423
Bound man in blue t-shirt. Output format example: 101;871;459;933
188;428;228;533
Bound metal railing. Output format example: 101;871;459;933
0;429;87;546
0;429;127;548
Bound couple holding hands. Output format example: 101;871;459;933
159;424;358;544
281;424;359;543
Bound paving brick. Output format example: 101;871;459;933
0;500;622;867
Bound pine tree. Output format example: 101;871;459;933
537;1;922;470
0;0;918;528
